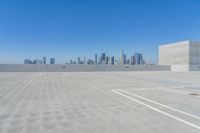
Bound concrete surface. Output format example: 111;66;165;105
0;72;199;133
0;64;170;72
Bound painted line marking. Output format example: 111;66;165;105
128;88;155;91
156;87;190;95
119;89;200;119
112;89;200;130
129;86;200;97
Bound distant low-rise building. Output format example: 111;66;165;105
24;59;32;64
87;59;94;64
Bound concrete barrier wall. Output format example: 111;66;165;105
0;64;171;72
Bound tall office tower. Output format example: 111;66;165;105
102;53;106;62
126;59;130;65
83;57;86;64
135;53;143;65
105;56;109;64
120;50;126;65
77;57;81;64
131;56;136;65
50;58;55;64
108;56;115;65
95;54;98;64
99;56;102;64
70;60;73;64
39;59;43;64
33;60;39;64
111;56;115;65
43;57;46;64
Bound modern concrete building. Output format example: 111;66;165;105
159;40;200;71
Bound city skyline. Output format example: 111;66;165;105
24;50;146;65
1;0;200;64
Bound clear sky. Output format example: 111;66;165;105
0;0;200;64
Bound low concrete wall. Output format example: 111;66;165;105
171;65;200;72
171;65;189;72
0;64;170;72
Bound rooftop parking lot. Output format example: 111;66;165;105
0;72;199;133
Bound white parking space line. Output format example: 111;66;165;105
112;90;200;130
128;88;156;91
129;86;200;97
156;87;190;95
119;89;200;119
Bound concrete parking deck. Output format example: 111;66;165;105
0;72;200;133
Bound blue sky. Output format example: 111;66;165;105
0;0;200;64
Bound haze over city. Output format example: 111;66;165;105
0;0;200;64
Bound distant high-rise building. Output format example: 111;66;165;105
131;56;135;65
106;56;109;64
111;56;115;65
120;50;126;65
126;59;130;65
43;57;46;64
38;59;43;64
83;57;86;64
135;53;143;65
33;60;39;64
50;58;55;64
102;53;106;62
108;56;115;65
95;54;98;64
99;56;102;64
77;57;81;64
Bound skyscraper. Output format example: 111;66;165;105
106;56;109;64
130;56;135;65
50;58;55;64
95;54;98;64
43;57;46;64
109;56;115;65
83;57;86;64
102;53;106;62
77;57;81;64
111;56;115;65
135;53;143;65
120;50;126;65
99;56;102;64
